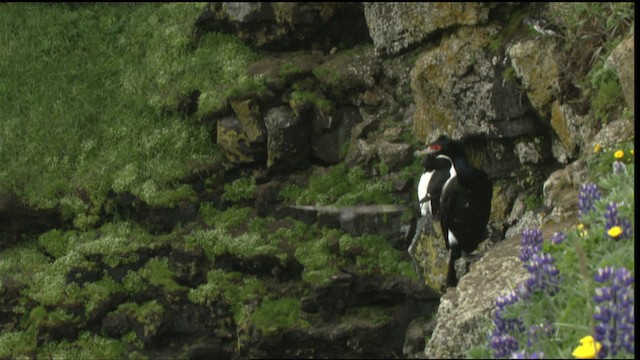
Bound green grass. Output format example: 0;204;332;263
468;144;635;358
0;3;257;217
280;163;398;206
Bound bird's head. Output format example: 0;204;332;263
422;135;465;159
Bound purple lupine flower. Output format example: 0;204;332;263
523;253;561;295
612;160;628;175
593;266;635;357
578;183;601;217
549;231;566;245
491;291;525;358
510;350;544;359
604;201;619;229
604;201;633;239
526;321;555;348
492;334;520;358
520;229;543;263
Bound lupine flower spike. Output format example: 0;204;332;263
592;267;635;357
577;183;601;217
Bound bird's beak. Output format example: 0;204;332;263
414;148;430;157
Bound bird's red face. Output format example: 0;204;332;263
425;144;442;154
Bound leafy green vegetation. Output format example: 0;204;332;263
280;163;397;206
223;177;257;203
0;3;257;218
546;2;634;124
250;297;309;335
468;143;635;358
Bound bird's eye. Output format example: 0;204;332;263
429;144;442;151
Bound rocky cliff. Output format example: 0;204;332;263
0;2;634;359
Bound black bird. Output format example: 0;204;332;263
408;145;456;278
424;135;493;287
415;151;456;218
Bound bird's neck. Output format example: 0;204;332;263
452;156;476;181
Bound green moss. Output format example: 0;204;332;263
185;228;282;261
290;90;334;114
188;270;266;320
114;301;165;339
344;306;392;325
283;163;397;206
589;66;624;123
83;275;125;317
199;204;253;230
0;329;37;358
223;177;257;203
36;331;127;359
250;297;308;335
137;257;187;293
294;230;340;285
29;306;78;330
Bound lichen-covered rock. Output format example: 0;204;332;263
589;117;635;151
363;2;490;57
311;106;361;164
541;159;588;224
264;106;312;173
216;115;254;164
413;218;449;294
425;236;529;359
411;26;539;142
197;2;370;51
507;37;562;119
313;45;381;101
549;100;592;159
604;36;634;111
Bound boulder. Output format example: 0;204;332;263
216;116;254;164
363;2;490;57
311;106;361;165
411;26;542;142
264;106;312;173
507;37;562;119
312;45;381;101
412;218;449;294
424;236;529;358
216;99;269;165
549;100;591;161
604;36;634;111
196;2;371;51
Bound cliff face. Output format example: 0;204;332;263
0;2;634;359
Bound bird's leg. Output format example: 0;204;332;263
446;246;462;287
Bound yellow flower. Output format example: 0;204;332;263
577;223;587;238
593;143;602;153
614;150;624;159
607;226;623;239
572;335;602;359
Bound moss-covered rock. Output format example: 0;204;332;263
264;106;312;173
363;2;491;56
411;26;539;142
507;37;562;119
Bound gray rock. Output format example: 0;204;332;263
198;3;370;51
311;107;361;164
507;37;562;119
363;2;490;57
604;36;634;111
550;100;591;160
411;26;541;141
264;106;312;172
425;237;529;359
